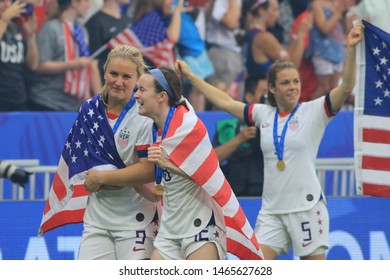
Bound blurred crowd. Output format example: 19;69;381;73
0;0;388;112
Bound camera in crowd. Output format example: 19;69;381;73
0;160;31;187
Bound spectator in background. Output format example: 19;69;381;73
204;76;228;111
28;0;101;111
85;0;131;84
23;0;59;103
128;0;183;68
345;0;389;33
206;0;245;101
290;7;316;103
190;0;209;41
20;0;59;29
80;0;103;25
243;0;311;79
212;74;267;197
308;0;346;100
170;0;214;111
0;0;39;111
277;0;310;47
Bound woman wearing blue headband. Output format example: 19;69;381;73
134;66;263;260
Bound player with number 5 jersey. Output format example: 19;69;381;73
176;22;364;260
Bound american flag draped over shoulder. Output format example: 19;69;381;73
107;9;175;67
161;100;263;260
63;21;91;100
39;95;126;235
354;20;390;197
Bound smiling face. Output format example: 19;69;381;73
103;57;139;105
135;73;163;119
269;68;301;112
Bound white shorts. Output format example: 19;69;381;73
153;225;227;260
77;219;158;260
312;56;343;75
255;200;329;257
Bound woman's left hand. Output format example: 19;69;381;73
148;145;169;169
347;22;364;48
84;170;103;193
20;14;37;37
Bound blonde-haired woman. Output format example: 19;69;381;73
75;45;161;260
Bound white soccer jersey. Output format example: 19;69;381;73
84;105;160;230
157;169;226;239
245;96;331;214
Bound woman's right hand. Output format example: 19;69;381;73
1;1;26;23
296;11;313;36
237;126;257;143
175;59;192;79
71;57;93;70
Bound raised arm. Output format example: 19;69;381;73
219;0;241;30
176;59;246;120
312;0;344;35
166;0;184;43
329;22;364;111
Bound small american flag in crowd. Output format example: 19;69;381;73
39;95;125;235
107;9;175;68
63;22;91;100
354;20;390;197
161;99;263;260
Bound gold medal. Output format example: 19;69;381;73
154;184;164;196
276;160;285;171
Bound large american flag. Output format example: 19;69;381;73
354;20;390;197
39;95;126;235
161;100;263;260
107;9;175;68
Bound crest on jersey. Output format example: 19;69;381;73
118;129;130;148
289;116;299;132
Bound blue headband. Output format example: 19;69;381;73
149;68;174;98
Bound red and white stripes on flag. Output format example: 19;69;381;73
107;28;175;68
63;22;91;101
38;156;88;235
39;95;127;235
354;20;390;197
161;100;263;260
